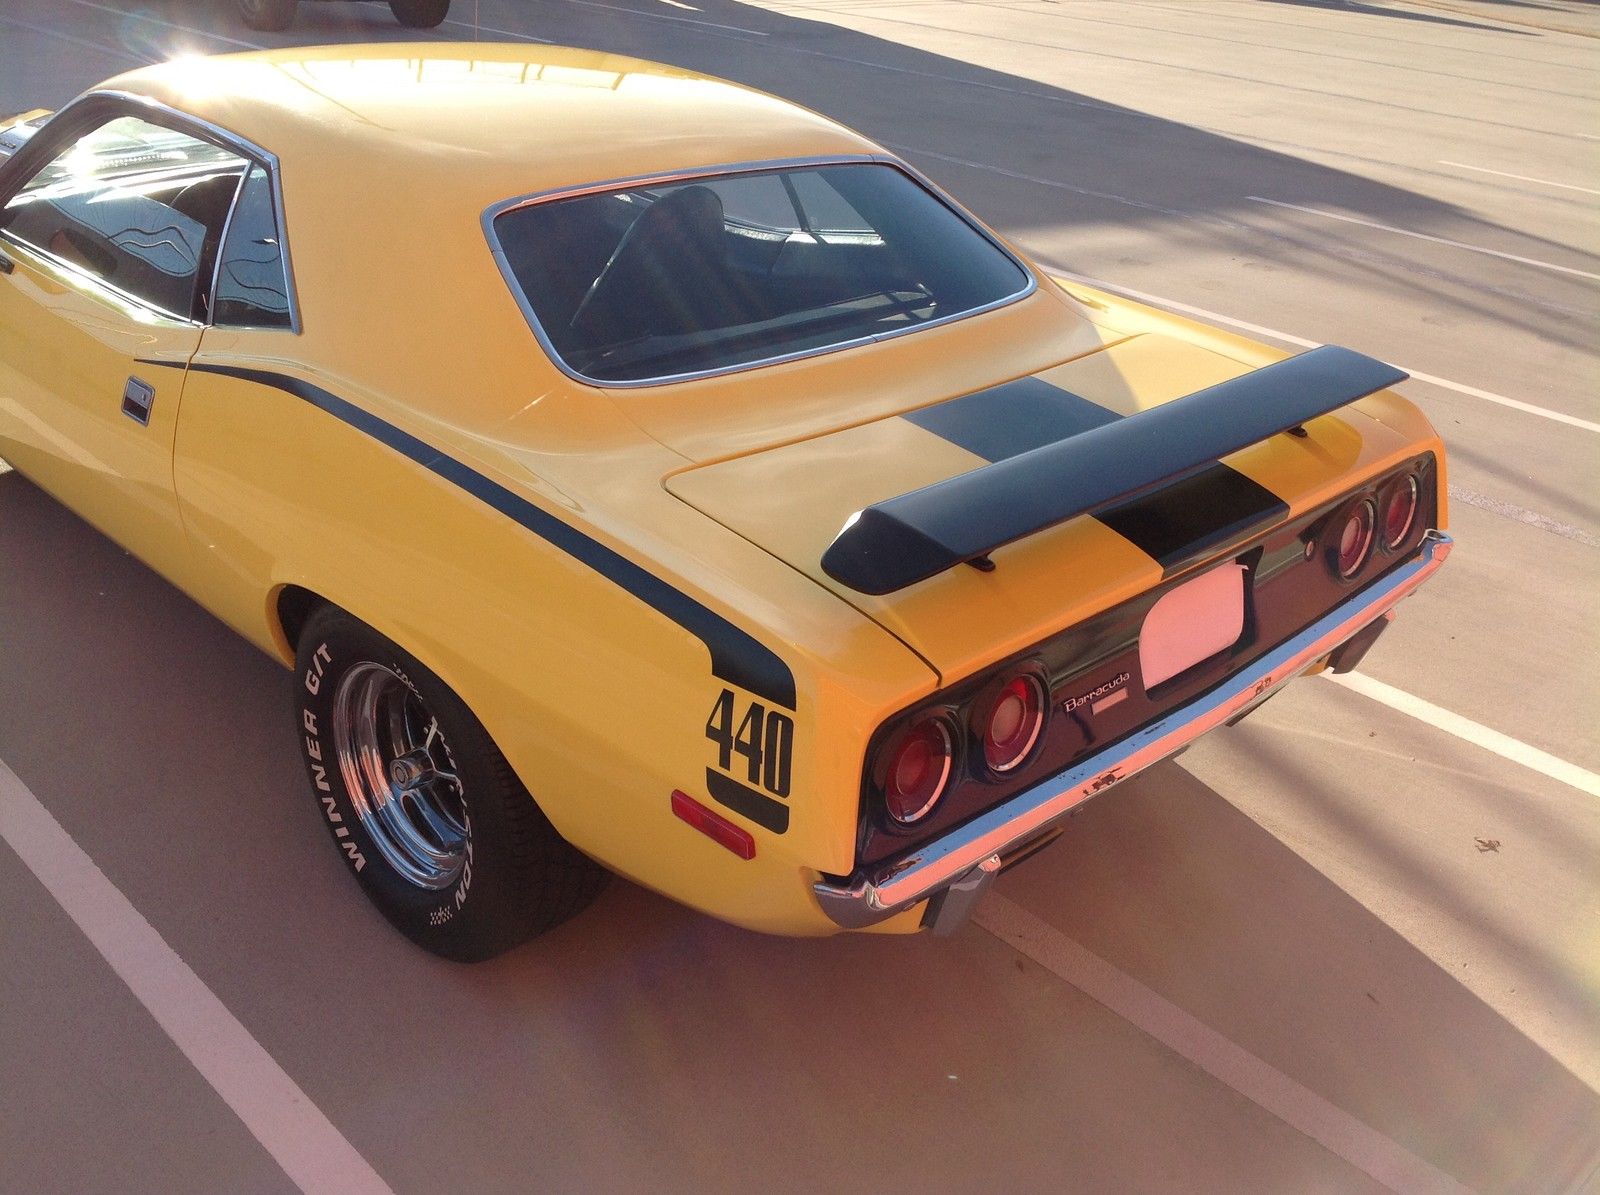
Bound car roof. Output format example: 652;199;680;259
96;43;881;208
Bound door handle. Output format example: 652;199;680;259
122;376;155;426
0;249;13;275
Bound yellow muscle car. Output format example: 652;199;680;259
0;46;1450;960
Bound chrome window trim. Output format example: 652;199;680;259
256;141;302;335
211;161;298;332
0;89;302;334
481;153;1039;390
203;168;250;324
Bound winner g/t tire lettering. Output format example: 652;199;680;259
293;607;605;961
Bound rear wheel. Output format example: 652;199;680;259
389;0;451;27
294;607;606;960
237;0;298;31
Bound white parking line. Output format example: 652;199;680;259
1439;161;1600;197
441;15;555;42
57;0;266;50
974;895;1468;1194
1246;196;1600;282
1326;672;1600;798
560;0;767;35
0;758;392;1195
1448;485;1598;549
1042;266;1600;434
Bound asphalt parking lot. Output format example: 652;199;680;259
1;0;1597;1191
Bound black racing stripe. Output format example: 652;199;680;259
903;375;1121;463
705;769;789;834
184;363;796;709
901;368;1287;573
1097;464;1289;575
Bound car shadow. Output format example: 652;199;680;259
689;0;1595;343
281;0;1600;352
1;469;1594;1191
973;755;1599;1191
78;0;1595;364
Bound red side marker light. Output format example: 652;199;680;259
671;790;757;860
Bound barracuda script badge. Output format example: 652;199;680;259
1062;671;1131;714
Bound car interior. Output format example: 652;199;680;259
1;122;248;321
495;163;1023;382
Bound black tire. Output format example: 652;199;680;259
293;607;606;961
389;0;450;28
237;0;298;31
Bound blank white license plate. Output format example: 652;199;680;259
1139;563;1246;689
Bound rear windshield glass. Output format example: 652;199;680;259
492;163;1031;384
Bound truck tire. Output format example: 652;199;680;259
237;0;298;31
389;0;451;27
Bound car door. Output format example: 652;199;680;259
0;105;250;583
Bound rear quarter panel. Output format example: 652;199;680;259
171;329;936;935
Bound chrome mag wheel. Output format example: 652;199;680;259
331;662;469;890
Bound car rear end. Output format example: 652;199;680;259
485;153;1450;936
814;467;1448;932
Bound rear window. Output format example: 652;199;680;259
492;163;1031;384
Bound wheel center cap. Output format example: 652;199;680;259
388;751;432;790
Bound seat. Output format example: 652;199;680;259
569;185;733;345
171;172;245;319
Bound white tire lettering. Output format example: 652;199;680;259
452;816;475;909
304;708;333;792
304;642;333;695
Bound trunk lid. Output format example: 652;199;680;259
664;331;1395;682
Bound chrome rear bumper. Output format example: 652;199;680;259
814;530;1453;933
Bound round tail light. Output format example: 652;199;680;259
980;675;1045;774
1380;475;1420;550
881;718;953;824
1333;500;1376;579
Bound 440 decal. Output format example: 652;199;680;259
704;689;794;833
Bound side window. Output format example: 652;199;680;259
0;115;246;319
213;164;293;329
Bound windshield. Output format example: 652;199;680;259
491;162;1032;384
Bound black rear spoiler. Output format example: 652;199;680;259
820;345;1407;595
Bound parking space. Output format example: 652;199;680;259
1;1;1596;1191
0;847;291;1195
